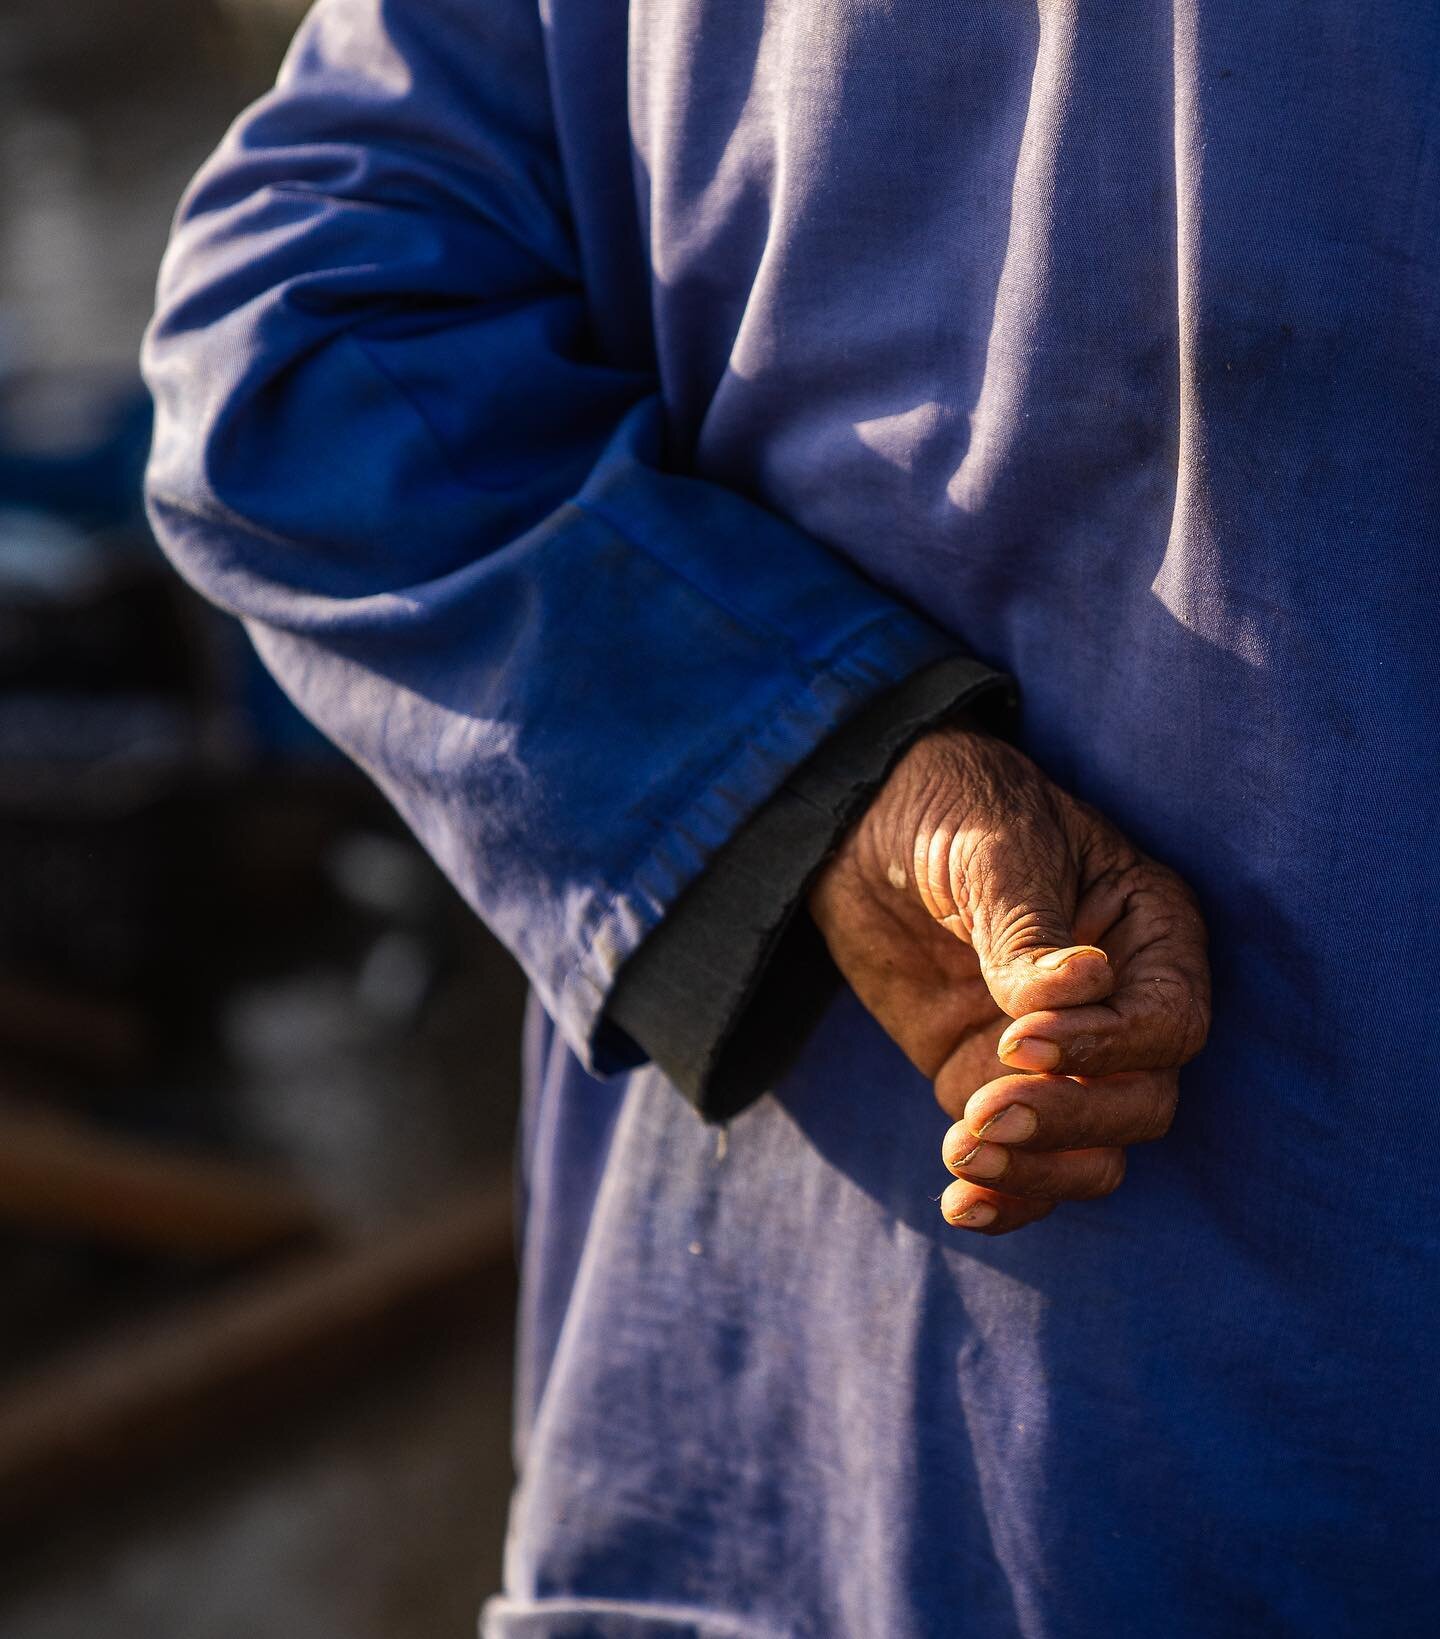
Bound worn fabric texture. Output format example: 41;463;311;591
606;655;1015;1118
142;1;1440;1635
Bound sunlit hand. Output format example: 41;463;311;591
806;725;1210;1234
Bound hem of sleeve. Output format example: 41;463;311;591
605;655;1017;1118
553;612;974;1071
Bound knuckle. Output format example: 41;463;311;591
976;893;1061;961
1076;1150;1127;1199
1119;976;1203;1068
1140;857;1205;924
1151;985;1208;1064
1179;995;1211;1061
915;826;958;921
963;834;1075;959
1103;858;1207;946
1099;1150;1128;1196
1140;1074;1179;1141
1087;856;1151;909
1166;872;1209;932
1011;1152;1070;1199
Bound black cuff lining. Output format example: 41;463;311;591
604;654;1018;1121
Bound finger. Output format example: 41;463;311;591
996;865;1210;1076
930;1016;1008;1120
939;1180;1055;1235
942;1140;1127;1202
941;1070;1180;1152
997;982;1209;1077
920;824;1116;1019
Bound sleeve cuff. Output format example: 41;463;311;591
602;655;1019;1120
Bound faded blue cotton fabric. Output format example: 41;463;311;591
142;2;1440;1635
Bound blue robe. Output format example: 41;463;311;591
143;2;1440;1632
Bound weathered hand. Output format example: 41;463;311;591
806;725;1210;1234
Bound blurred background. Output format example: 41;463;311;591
0;3;527;1632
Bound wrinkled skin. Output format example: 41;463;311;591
807;727;1211;1234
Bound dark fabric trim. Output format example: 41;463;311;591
603;655;1019;1120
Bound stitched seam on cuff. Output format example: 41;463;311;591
556;616;977;1059
558;606;951;962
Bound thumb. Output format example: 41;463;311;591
946;833;1114;1022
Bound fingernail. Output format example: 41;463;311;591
952;1202;997;1229
1002;1036;1062;1072
978;1104;1037;1143
1035;945;1107;972
954;1142;1008;1179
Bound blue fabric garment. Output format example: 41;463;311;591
142;2;1440;1635
141;0;961;1066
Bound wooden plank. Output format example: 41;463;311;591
0;977;145;1075
0;1103;325;1258
0;1180;515;1524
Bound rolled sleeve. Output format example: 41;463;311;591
603;657;1017;1118
140;0;991;1072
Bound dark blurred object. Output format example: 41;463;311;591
0;372;524;1599
0;1101;325;1259
0;364;522;1136
0;388;152;531
0;1179;513;1533
0;384;213;1076
0;12;523;1625
0;1;309;130
0;374;428;1084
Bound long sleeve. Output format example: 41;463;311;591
604;658;1015;1118
141;0;1000;1073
